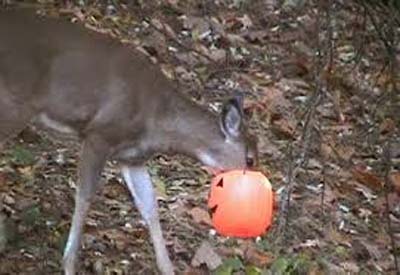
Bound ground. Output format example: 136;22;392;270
0;1;399;274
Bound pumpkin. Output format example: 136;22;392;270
208;170;273;237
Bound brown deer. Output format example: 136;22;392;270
0;9;258;274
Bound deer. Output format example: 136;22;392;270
0;8;258;275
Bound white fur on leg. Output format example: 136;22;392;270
122;166;174;275
62;138;107;275
63;199;90;275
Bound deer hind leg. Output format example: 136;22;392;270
122;166;174;275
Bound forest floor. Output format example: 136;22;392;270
0;1;399;274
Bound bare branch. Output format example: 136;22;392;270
383;140;400;273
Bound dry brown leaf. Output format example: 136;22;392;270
340;261;360;273
335;145;355;162
226;33;247;44
191;241;222;270
208;49;226;62
271;116;295;139
237;14;253;29
244;30;269;44
183;267;208;275
99;229;133;251
166;0;179;6
320;143;333;160
17;166;35;178
327;227;351;246
0;172;7;191
380;118;396;135
376;192;400;215
351;164;383;190
321;137;354;162
189;207;213;227
216;246;244;258
244;246;274;266
0;214;6;253
389;171;400;195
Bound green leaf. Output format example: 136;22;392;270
8;145;35;166
21;205;41;226
154;178;167;197
214;265;234;275
289;254;311;273
224;257;244;270
245;265;262;275
270;257;290;273
213;257;244;275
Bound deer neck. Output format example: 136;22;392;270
148;93;222;160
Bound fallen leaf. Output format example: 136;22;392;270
2;194;15;205
271;116;295;139
335;145;355;162
189;207;213;227
0;214;6;253
351;239;371;261
294;239;322;249
320;143;333;160
154;178;167;198
376;192;400;216
354;183;377;202
351;164;383;190
0;172;7;190
244;30;269;44
166;0;179;6
321;137;355;162
191;241;222;270
215;257;244;274
244;246;274;266
183;267;208;275
237;14;253;30
208;48;226;62
340;261;360;273
361;241;382;260
389;171;400;195
380;118;396;134
100;229;133;251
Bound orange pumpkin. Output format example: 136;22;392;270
208;170;273;237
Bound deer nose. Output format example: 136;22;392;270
246;157;254;168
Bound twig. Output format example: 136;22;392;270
382;140;399;274
360;1;400;135
276;0;329;238
299;0;326;168
320;155;326;218
349;5;368;71
319;0;334;217
276;143;294;240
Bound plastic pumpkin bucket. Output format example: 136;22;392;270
208;170;273;237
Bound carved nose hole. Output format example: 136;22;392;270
216;178;224;187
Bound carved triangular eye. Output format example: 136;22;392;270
216;178;224;187
208;205;218;217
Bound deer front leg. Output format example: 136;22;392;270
122;166;174;275
63;136;108;275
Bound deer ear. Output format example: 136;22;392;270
220;97;243;139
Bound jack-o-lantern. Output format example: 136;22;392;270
208;170;273;237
